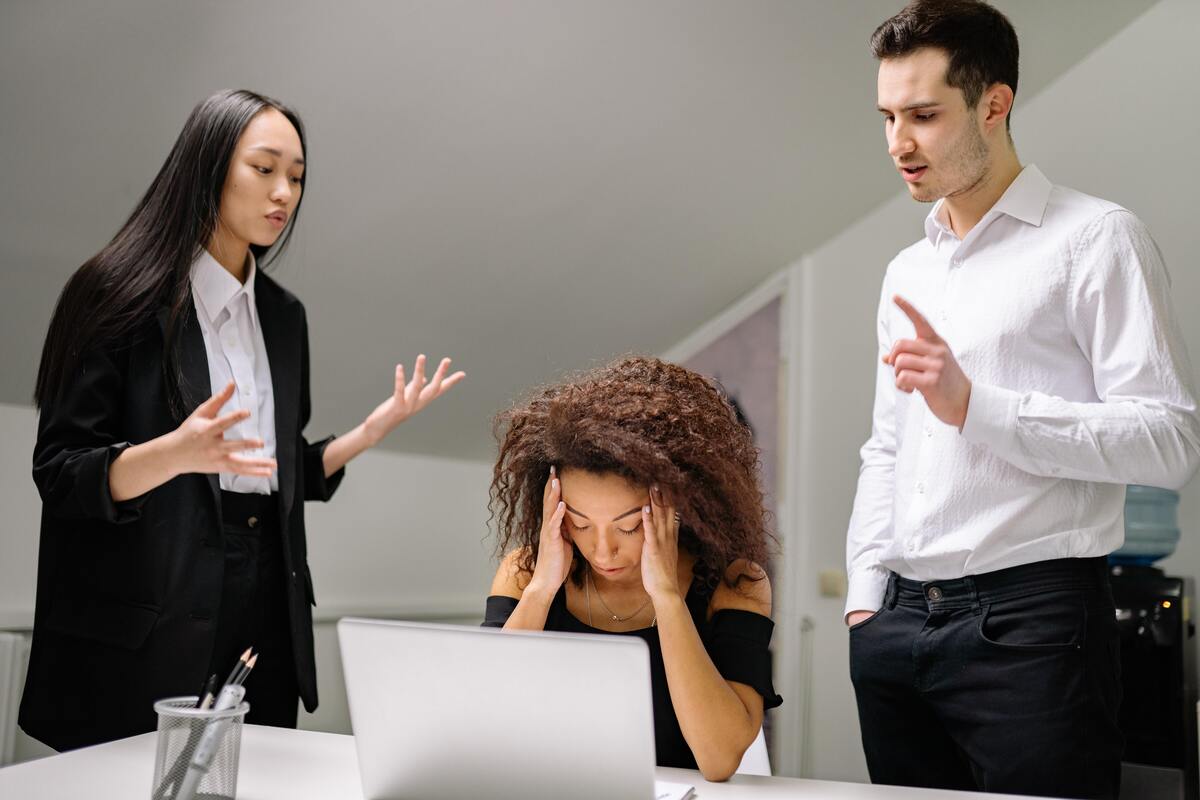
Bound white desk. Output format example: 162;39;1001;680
0;725;1046;799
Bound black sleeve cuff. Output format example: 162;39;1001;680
91;442;150;524
482;595;519;628
707;609;783;710
303;435;344;502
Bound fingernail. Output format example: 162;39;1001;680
552;479;558;490
557;501;564;510
644;505;651;514
550;465;556;476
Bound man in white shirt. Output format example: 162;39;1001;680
845;2;1200;797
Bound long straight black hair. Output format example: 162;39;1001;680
34;89;307;417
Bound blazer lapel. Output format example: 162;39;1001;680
255;278;300;526
157;300;220;513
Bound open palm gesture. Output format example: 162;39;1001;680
362;354;466;445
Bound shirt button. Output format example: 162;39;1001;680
927;586;943;602
916;482;925;494
924;427;933;437
247;516;258;528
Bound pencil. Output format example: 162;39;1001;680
233;653;258;686
223;647;252;687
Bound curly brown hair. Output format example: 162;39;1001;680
490;355;773;593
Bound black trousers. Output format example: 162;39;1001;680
207;491;300;728
849;557;1123;799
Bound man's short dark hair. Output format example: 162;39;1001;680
871;0;1019;129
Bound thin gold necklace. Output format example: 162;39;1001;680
585;569;654;626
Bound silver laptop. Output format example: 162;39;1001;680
338;617;657;800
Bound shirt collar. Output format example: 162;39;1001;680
923;164;1052;246
190;248;257;322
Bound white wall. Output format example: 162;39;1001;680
302;441;495;621
0;401;495;749
300;446;494;735
791;0;1199;782
0;405;47;630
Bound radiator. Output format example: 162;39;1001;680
0;631;31;767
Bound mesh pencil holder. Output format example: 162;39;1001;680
151;695;249;800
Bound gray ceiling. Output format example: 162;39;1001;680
1;1;1156;460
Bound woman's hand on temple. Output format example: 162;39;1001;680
361;355;466;445
526;467;573;599
641;486;682;603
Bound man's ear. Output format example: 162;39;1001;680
980;82;1014;135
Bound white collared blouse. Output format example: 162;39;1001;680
189;249;278;495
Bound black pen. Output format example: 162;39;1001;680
194;673;219;710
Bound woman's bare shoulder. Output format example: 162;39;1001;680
709;559;772;616
490;547;535;599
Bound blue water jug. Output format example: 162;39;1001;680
1109;485;1181;565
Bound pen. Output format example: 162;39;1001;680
194;674;218;710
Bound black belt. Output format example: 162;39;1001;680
888;556;1110;611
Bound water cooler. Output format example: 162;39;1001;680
1111;486;1197;800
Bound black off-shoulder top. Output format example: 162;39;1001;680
482;575;782;770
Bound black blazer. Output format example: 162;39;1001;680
19;271;343;752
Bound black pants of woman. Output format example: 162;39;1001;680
207;490;300;727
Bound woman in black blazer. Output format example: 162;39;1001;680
19;89;464;751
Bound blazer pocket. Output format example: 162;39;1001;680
45;595;161;651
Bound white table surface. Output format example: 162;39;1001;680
0;724;1046;799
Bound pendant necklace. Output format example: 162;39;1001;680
585;569;654;627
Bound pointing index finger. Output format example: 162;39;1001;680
893;295;940;342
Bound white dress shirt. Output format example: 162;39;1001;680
190;249;278;494
845;165;1200;615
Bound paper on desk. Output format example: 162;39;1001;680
654;779;695;800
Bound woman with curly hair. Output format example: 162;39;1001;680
483;355;781;781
